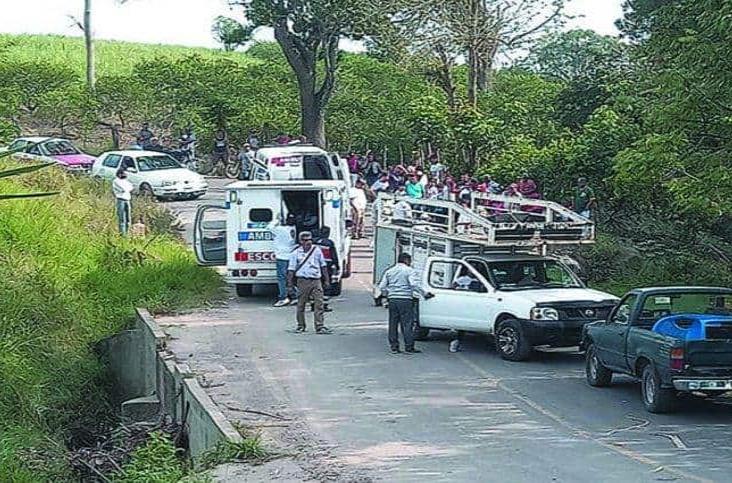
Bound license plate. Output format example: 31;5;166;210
689;380;732;390
234;251;275;262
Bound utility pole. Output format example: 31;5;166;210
84;0;95;91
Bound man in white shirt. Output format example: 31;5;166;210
370;173;389;193
112;169;134;235
287;231;331;333
271;214;297;307
349;180;368;239
392;188;413;226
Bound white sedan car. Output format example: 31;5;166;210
92;150;208;200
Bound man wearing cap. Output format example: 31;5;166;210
287;231;331;334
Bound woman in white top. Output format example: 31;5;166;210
112;169;134;235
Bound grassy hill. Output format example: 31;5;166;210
0;33;432;156
0;33;257;75
0;162;223;480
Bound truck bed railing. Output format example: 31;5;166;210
375;193;594;247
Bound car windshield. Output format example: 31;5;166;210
137;155;181;171
487;259;581;291
641;292;732;321
44;140;79;155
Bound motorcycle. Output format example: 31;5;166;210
224;157;241;179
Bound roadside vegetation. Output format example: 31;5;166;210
0;161;222;479
2;25;732;296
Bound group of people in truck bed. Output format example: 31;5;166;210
347;152;598;228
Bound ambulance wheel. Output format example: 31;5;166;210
235;284;253;297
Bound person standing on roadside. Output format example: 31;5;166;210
315;226;339;312
247;129;260;150
213;129;229;166
287;232;332;334
573;177;597;219
272;214;298;307
349;179;368;239
364;153;382;187
378;253;433;354
112;169;134;236
136;122;154;149
238;143;254;180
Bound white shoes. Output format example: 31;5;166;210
449;339;461;353
274;298;290;307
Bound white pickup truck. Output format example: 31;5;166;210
373;194;619;361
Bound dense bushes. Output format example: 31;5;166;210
0;164;222;479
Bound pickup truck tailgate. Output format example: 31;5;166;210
686;340;732;374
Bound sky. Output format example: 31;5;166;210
0;0;625;49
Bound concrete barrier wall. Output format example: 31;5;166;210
100;308;242;459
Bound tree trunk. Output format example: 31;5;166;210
436;48;457;110
300;90;326;148
84;0;95;92
467;46;478;107
273;22;335;149
478;41;499;92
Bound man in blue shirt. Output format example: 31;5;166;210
378;253;433;353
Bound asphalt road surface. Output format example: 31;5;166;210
160;178;732;482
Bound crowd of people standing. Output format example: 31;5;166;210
346;151;597;220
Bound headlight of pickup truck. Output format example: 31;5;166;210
530;307;559;321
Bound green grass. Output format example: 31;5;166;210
114;432;185;483
0;162;223;479
0;34;256;76
198;437;269;470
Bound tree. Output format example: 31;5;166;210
211;16;253;52
232;0;387;147
612;0;732;220
380;0;567;106
520;29;631;128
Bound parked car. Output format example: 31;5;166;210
582;286;732;413
92;150;208;200
1;136;96;172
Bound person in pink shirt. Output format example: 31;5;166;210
347;152;359;173
517;174;543;214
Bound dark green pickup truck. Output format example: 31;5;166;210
581;287;732;413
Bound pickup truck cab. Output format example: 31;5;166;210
582;287;732;413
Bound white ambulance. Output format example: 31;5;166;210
193;179;353;296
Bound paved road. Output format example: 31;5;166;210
160;179;732;482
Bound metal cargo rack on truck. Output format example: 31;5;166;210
372;193;595;288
